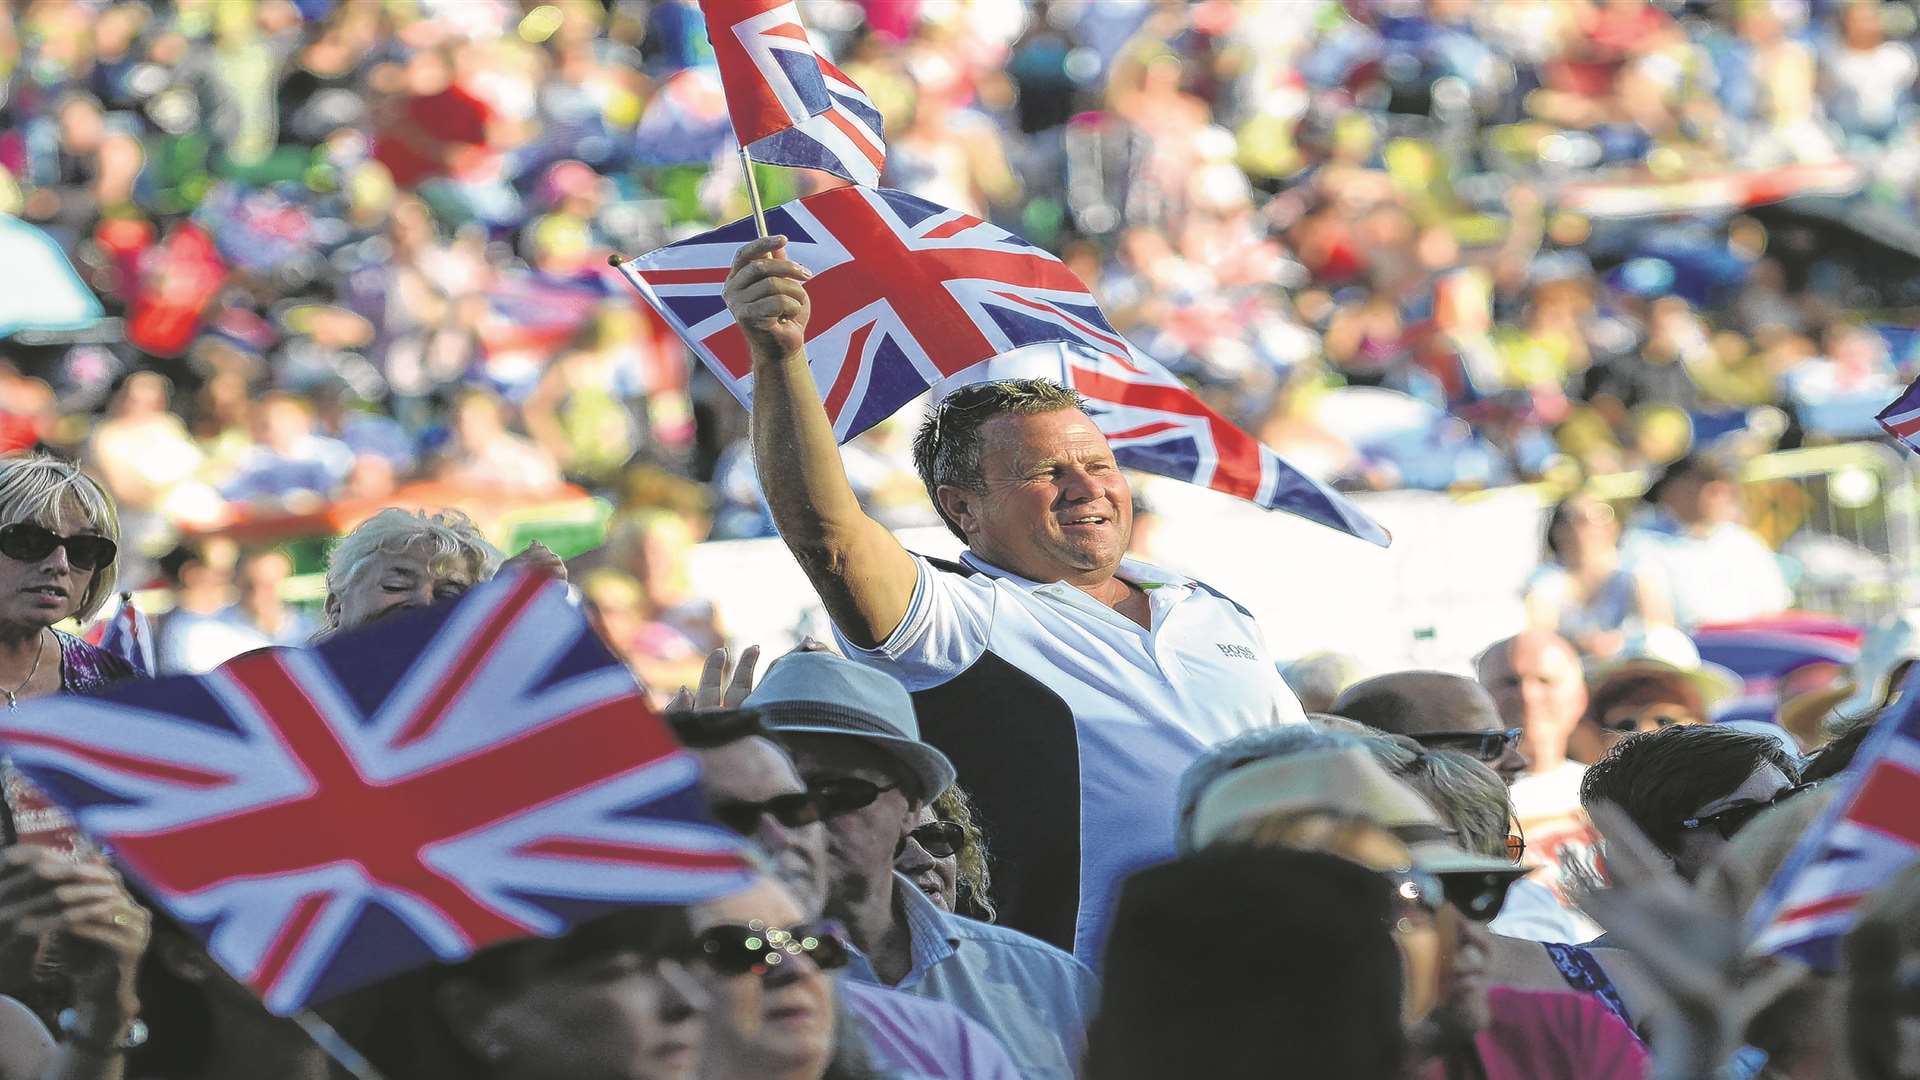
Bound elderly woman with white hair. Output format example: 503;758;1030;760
319;507;565;637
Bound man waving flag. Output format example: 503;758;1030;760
617;185;1385;541
698;0;887;185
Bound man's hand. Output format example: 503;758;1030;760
502;541;567;583
665;645;761;713
722;236;812;362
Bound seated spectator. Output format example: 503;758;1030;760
435;389;563;497
1583;662;1712;752
1523;493;1671;660
154;540;261;675
746;650;1098;1080
218;393;355;509
1624;454;1793;629
1580;724;1806;881
578;568;705;702
1089;845;1409;1080
224;548;314;649
318;507;562;637
667;706;1025;1080
896;784;997;923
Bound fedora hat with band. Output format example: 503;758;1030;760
745;650;956;803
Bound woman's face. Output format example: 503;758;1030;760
688;879;835;1079
326;540;477;633
0;503;103;630
894;804;959;912
467;946;707;1080
1555;497;1617;556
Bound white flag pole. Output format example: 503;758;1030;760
738;142;769;238
295;1010;386;1080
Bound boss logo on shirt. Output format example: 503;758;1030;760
1214;643;1258;660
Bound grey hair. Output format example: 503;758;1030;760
912;379;1088;541
322;508;502;632
1175;726;1371;853
1398;750;1513;860
0;455;121;622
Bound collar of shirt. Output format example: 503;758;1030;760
957;550;1194;597
842;872;962;990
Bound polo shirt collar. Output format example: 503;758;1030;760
958;549;1192;592
893;871;960;981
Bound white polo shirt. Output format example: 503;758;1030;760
836;550;1303;964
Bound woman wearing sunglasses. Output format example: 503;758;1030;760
684;876;877;1080
0;457;143;853
893;786;995;923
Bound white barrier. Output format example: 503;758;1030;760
687;482;1547;676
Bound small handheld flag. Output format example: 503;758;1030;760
0;569;750;1015
696;0;886;186
1746;673;1920;969
1876;376;1920;452
91;593;156;677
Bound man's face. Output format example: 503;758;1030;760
779;735;915;921
692;737;827;918
1668;761;1795;881
1483;638;1588;758
943;410;1132;583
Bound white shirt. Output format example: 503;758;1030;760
837;550;1303;964
1625;522;1792;628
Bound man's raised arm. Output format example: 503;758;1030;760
722;236;919;649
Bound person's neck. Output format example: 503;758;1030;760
1521;730;1569;775
1566;546;1617;582
195;1004;332;1080
0;621;44;659
837;876;912;986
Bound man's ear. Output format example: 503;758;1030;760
322;591;342;627
933;485;979;537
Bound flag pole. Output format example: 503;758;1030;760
295;1010;387;1080
738;143;769;238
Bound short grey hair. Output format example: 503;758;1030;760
0;455;121;621
1175;726;1369;853
913;379;1088;540
1399;749;1513;859
322;508;502;632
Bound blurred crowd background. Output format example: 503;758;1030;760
7;0;1920;687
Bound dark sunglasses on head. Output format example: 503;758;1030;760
894;820;966;861
681;920;849;977
0;523;115;572
809;777;898;819
711;792;822;836
1679;782;1816;840
1408;728;1521;763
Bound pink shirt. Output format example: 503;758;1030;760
1427;987;1648;1080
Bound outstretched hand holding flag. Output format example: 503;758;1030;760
617;185;1388;543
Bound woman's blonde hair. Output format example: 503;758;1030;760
322;508;502;631
0;455;120;621
930;784;997;922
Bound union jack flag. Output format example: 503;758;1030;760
86;593;155;677
1877;376;1920;452
938;344;1391;545
698;0;886;185
617;186;1134;441
0;570;750;1015
1748;676;1920;970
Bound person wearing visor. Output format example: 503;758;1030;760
1187;745;1656;1070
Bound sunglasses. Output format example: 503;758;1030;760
1679;782;1816;840
1438;870;1518;923
809;777;898;819
0;523;115;572
682;920;849;977
1504;833;1526;863
894;821;966;861
710;792;822;836
1408;728;1521;763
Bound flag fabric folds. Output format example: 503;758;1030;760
1747;676;1920;969
617;185;1389;543
1876;376;1920;452
89;593;156;678
697;0;886;185
0;570;749;1015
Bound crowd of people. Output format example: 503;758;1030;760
2;0;1920;687
0;0;1915;1078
